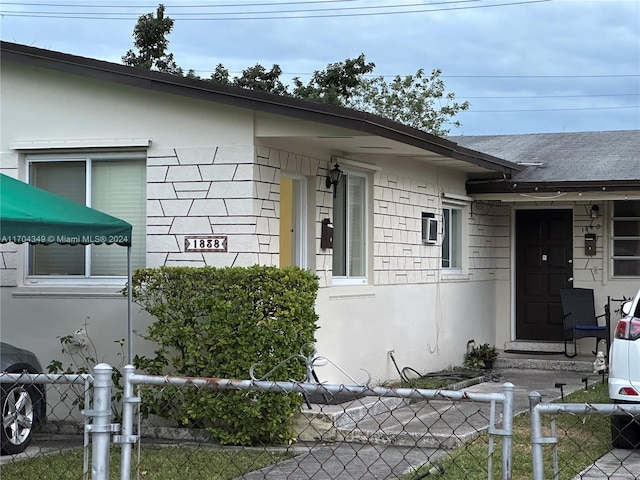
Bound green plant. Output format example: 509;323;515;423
464;342;498;369
47;317;125;420
129;265;319;445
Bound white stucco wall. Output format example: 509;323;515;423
314;280;498;384
0;61;263;372
2;57;508;385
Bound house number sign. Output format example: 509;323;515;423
184;236;227;252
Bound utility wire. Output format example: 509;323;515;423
192;69;639;79
2;0;364;5
0;1;483;18
465;105;640;113
0;0;357;7
441;74;639;78
0;0;552;20
461;93;639;99
0;0;472;9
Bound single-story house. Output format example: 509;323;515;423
450;131;640;353
1;41;638;384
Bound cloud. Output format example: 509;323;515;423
1;0;637;135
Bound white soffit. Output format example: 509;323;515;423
11;138;151;150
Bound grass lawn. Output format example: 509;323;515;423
0;445;292;479
405;381;612;480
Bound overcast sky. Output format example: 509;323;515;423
1;0;639;136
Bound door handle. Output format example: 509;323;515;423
568;277;574;282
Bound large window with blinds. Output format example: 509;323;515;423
332;170;367;283
27;153;146;278
612;200;640;277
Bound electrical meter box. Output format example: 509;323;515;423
321;218;334;249
585;233;596;256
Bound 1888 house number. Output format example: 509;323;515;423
184;236;228;252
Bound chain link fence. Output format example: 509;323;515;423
1;367;515;480
2;367;640;480
120;366;514;480
1;372;92;479
530;395;640;480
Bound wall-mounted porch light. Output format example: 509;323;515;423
326;164;343;198
591;205;600;219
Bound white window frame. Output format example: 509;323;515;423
331;169;369;285
611;199;640;278
25;152;146;285
441;203;466;272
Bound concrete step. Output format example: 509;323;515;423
496;347;597;372
504;340;566;354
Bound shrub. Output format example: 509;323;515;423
130;265;319;445
463;342;498;369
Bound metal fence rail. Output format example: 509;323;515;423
530;393;640;480
6;365;639;480
121;365;515;480
2;366;518;480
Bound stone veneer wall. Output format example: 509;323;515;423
467;201;511;282
373;171;511;285
0;242;18;286
0;165;19;287
373;172;440;285
145;145;332;274
571;201;605;284
0;152;512;288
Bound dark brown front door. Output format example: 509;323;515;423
515;209;573;341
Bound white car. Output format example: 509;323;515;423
608;287;640;449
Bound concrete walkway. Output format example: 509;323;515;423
577;449;640;479
260;365;640;479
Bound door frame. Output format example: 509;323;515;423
279;173;307;269
510;206;574;341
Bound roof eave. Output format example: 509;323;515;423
466;179;640;195
1;41;520;175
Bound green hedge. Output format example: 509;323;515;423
130;265;319;445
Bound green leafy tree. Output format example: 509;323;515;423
123;6;468;134
291;53;375;106
233;64;289;95
344;68;470;136
210;64;231;84
122;4;182;75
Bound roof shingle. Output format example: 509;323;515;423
450;130;640;183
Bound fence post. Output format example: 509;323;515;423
88;363;113;480
529;391;544;480
117;364;138;480
501;382;514;480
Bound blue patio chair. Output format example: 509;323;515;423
560;288;611;358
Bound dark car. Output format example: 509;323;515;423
1;342;47;455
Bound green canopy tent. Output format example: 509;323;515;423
0;173;135;363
